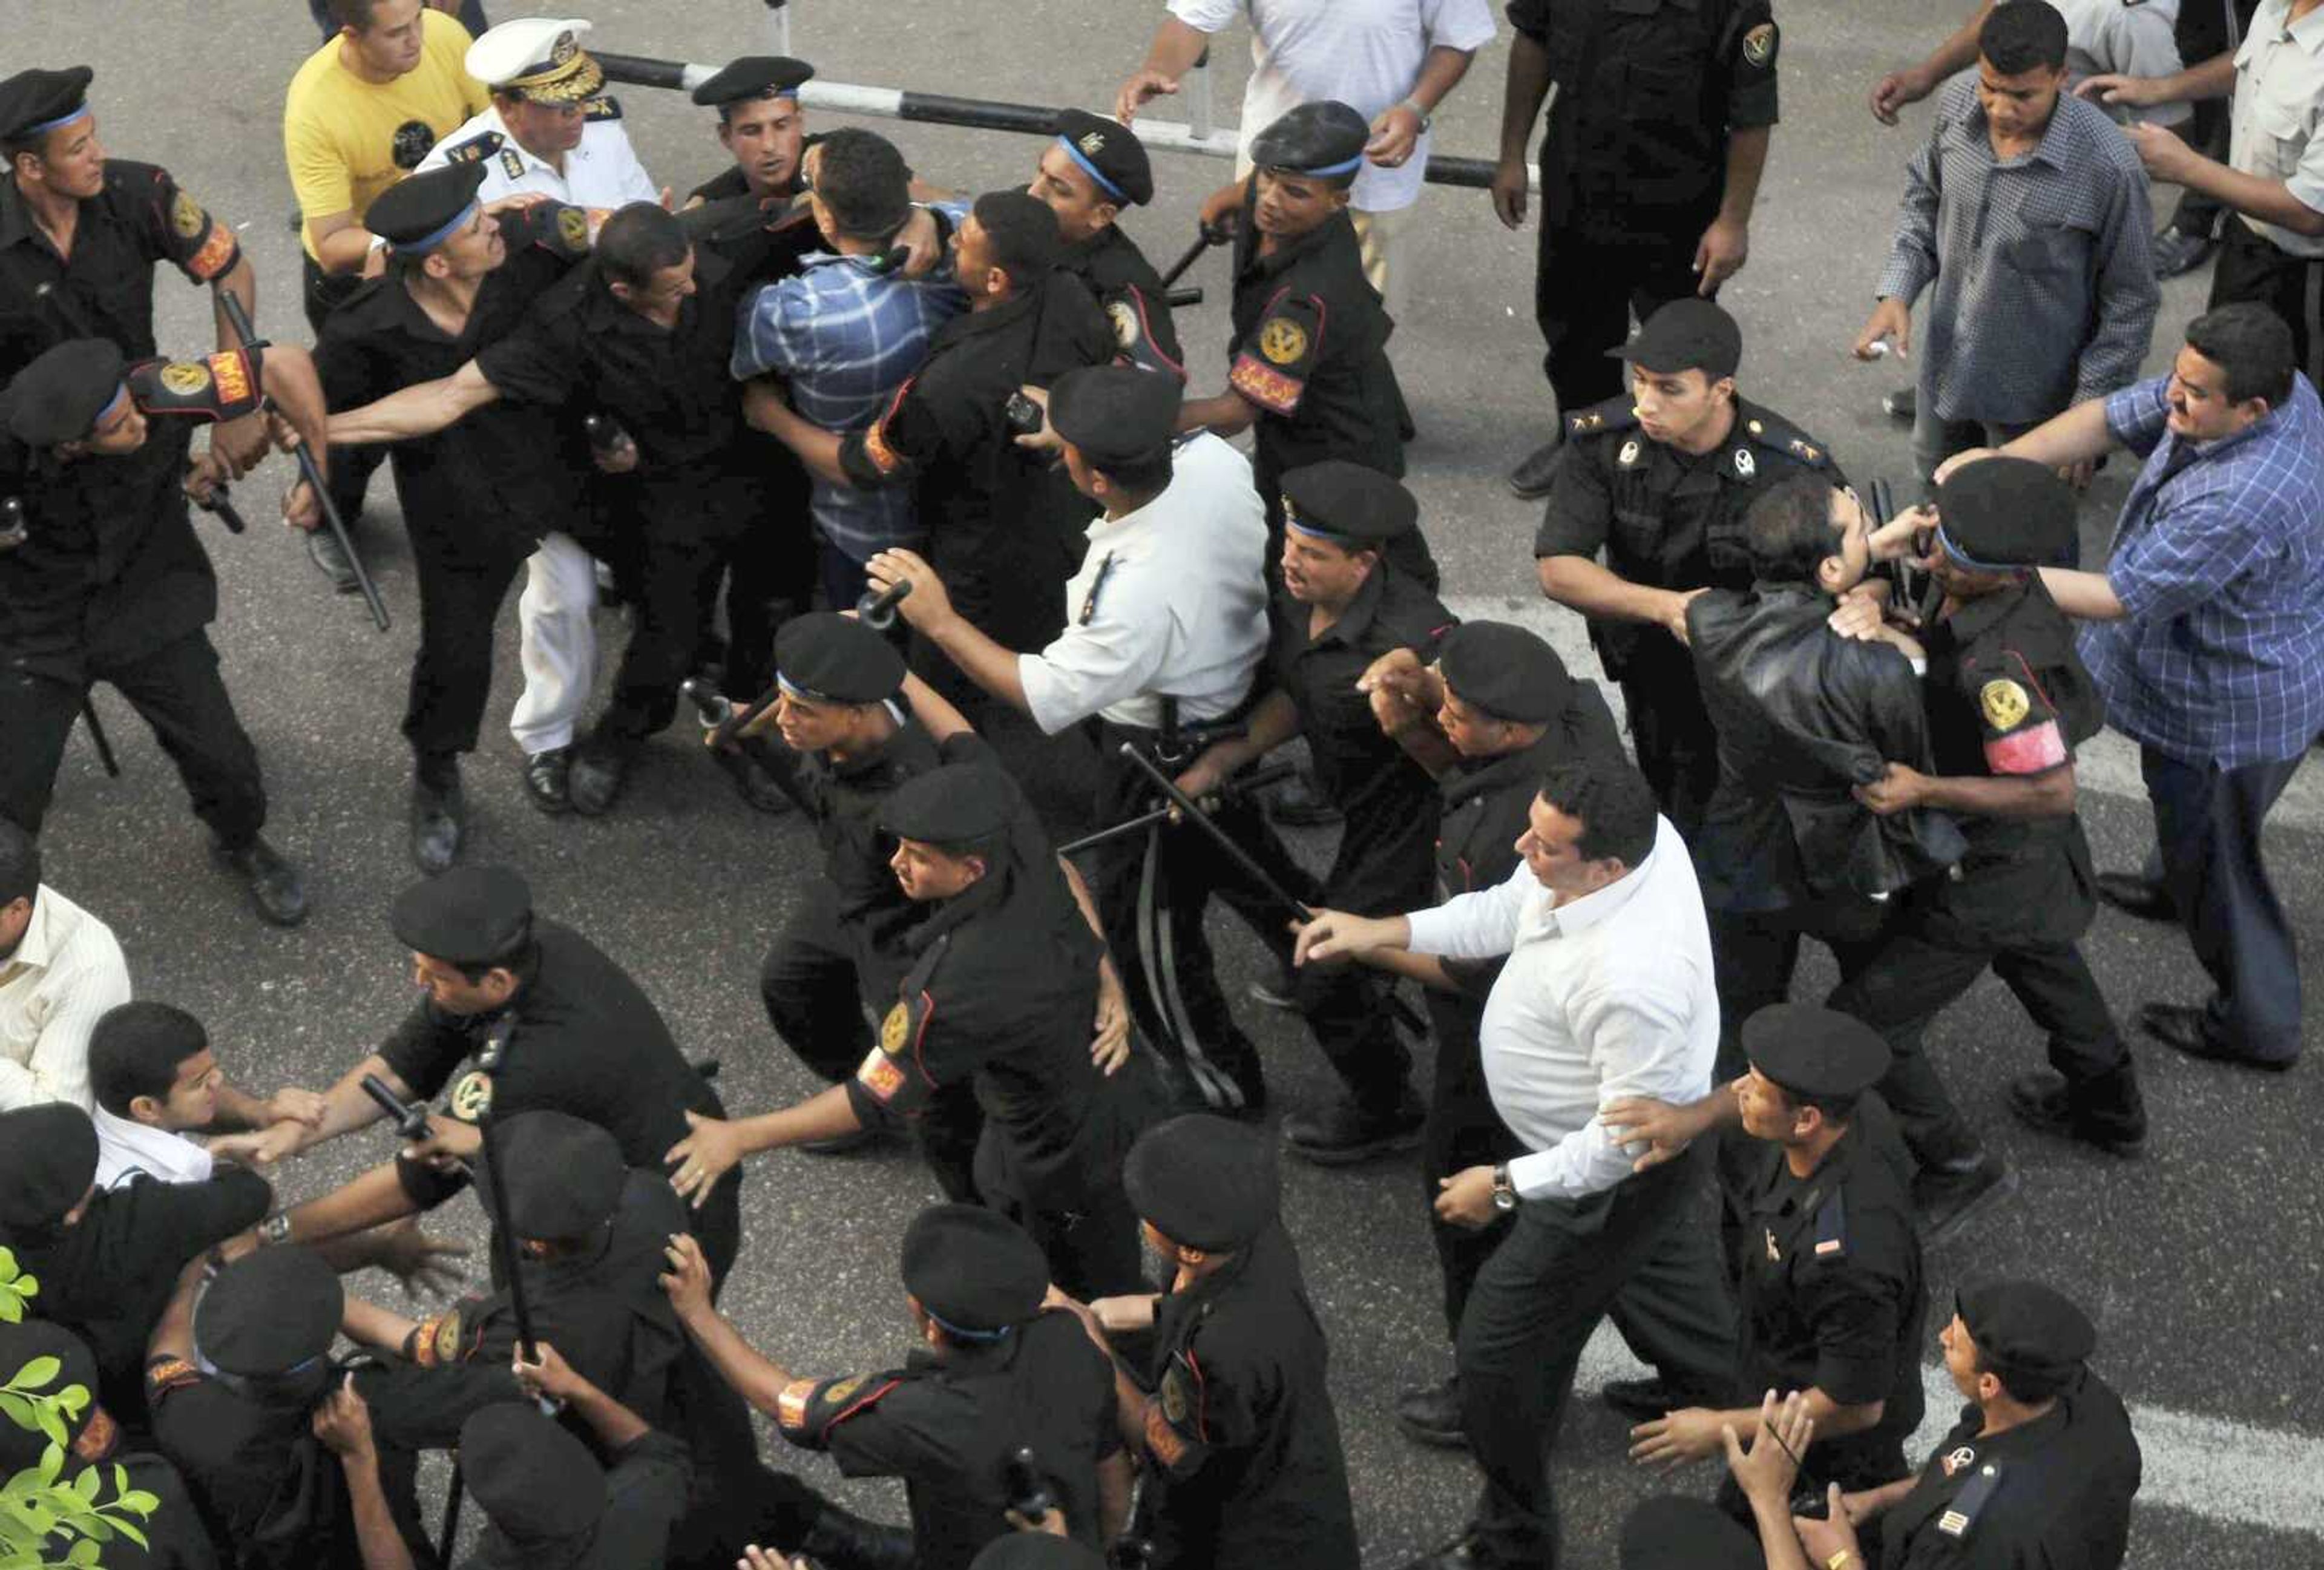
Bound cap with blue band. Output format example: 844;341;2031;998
398;202;479;256
1057;134;1128;203
23;102;91;137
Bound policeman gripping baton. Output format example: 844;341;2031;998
1057;760;1296;857
1117;744;1427;1037
856;576;913;631
212;288;392;632
1157;222;1227;292
360;1073;435;1145
192;488;248;534
1004;1447;1055;1523
681;675;769;754
467;1019;541;1366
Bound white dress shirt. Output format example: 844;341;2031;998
93;1109;215;1191
0;885;131;1112
1405;817;1718;1202
1019;432;1272;734
412;102;658;208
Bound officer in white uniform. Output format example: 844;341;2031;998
412;17;660;777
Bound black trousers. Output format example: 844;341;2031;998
1617;665;1721;845
597;527;770;745
1422;989;1525;1341
0;631;266;843
2167;0;2265;237
1534;223;1704;418
402;533;530;763
1457;1150;1730;1568
2142;743;2308;1063
757;892;985;1201
301;254;386;530
2210;216;2324;389
1708;893;1893;1080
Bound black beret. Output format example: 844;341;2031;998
1437;622;1572;726
1957;1279;2097;1383
1281;461;1417;548
1741;1003;1889;1101
900;1203;1049;1334
365;162;488;252
1613;298;1742;380
0;1321;102;1470
461;1403;608;1543
1123;1114;1277;1251
3;338;126;448
0;1103;100;1228
971;1536;1108;1570
1049;364;1180;467
196;1247;344;1376
1617;1497;1764;1570
775;611;906;705
690;55;815;108
1052;108;1152;206
389;864;533;967
0;67;94;145
473;1111;626;1240
1935;456;2076;570
880;761;1014;848
1249;100;1369;179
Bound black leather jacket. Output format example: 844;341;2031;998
1687;583;1965;911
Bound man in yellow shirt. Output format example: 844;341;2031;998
281;0;485;586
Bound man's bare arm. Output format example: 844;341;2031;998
327;361;501;445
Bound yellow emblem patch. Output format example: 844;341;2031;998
1742;22;1778;68
209;349;252;406
1108;298;1140;350
171;190;206;240
1161;1367;1190;1425
776;1378;815;1430
557;205;590;252
880;1002;910;1053
1258;317;1307;366
158;361;211;396
449;1069;493;1122
822;1375;865;1407
1980;678;2030;732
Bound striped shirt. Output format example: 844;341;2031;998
0;885;130;1112
1875;77;2159;425
2081;371;2324;767
731;203;970;563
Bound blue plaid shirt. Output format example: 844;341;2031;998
2079;372;2324;767
732;205;970;563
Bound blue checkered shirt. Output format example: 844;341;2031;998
1875;79;2158;425
2079;372;2324;767
732;208;969;563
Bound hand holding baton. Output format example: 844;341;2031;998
360;1074;436;1146
856;577;913;631
193;488;248;534
1057;759;1297;857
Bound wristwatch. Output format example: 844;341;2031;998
1397;97;1433;133
1489;1164;1518;1212
258;1211;293;1247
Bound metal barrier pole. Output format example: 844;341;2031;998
1184;46;1215;142
763;0;791;54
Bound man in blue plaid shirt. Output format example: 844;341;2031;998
1952;304;2324;1071
733;128;968;610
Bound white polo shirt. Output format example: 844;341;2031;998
2229;0;2324;257
1405;816;1719;1202
0;885;131;1112
413;100;658;209
1019;432;1272;734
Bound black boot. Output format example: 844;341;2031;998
213;836;309;927
567;732;636;817
409;757;465;876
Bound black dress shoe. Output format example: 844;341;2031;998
1882;385;1916;421
2138;1001;2296;1072
1282;1092;1425;1166
2005;1069;2147;1156
2095;871;2174;922
2152;223;2216;280
566;738;632;818
409;770;465;876
1400;1536;1492;1570
800;1503;916;1570
521;747;571;815
1265;769;1342;827
711;744;793;815
305;527;362;594
213;836;309;927
1507;436;1566;500
1394;1375;1469;1448
1912;1152;2016;1246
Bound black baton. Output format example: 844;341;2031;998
1057;760;1297;857
1157;223;1226;292
359;1073;435;1145
193;488;248;534
856;577;913;631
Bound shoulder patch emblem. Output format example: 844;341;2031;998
449;1069;493;1123
858;1045;906;1105
1742;22;1779;68
1258;317;1307;366
442;132;505;165
159;361;211;396
822;1375;865;1407
171;190;206;240
1733;447;1756;481
557;205;591;252
1108;297;1140;351
1618;438;1641;468
776;1378;816;1430
880;1002;910;1054
1981;678;2030;732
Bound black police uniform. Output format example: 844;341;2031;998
683;56;815;209
1050;109;1182;377
854;738;1146;1296
1534;395;1837;839
1505;0;1780;413
0;343;274;841
315;176;594;776
460;1402;694;1570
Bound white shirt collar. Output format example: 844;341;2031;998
93;1106;215;1188
3;885;67;974
1533;821;1672;939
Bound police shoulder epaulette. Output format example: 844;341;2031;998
1739;409;1831;470
1565;395;1638;441
1937;1456;2007;1540
1810;1186;1851;1261
582;96;623;122
439;131;505;166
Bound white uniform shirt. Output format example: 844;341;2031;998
1405;817;1718;1202
1019;433;1271;734
412;102;658;208
93;1109;215;1191
1167;0;1498;213
2230;0;2324;256
0;885;131;1112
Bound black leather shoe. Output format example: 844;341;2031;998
305;527;361;594
1882;385;1916;421
2095;871;2174;922
566;738;632;818
1507;436;1566;500
1282;1093;1425;1166
2152;223;2216;280
2138;1001;2296;1072
1400;1536;1492;1570
2005;1069;2147;1156
800;1503;917;1570
213;836;309;927
1394;1376;1468;1448
521;748;571;815
1265;769;1342;827
711;744;793;815
409;770;465;876
1912;1152;2016;1246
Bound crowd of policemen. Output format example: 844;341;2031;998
0;5;2175;1569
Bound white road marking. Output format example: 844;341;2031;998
1440;594;2324;833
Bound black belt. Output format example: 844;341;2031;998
1089;684;1264;770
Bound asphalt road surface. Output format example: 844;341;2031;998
7;1;2320;1565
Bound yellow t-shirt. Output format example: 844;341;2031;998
282;8;488;260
